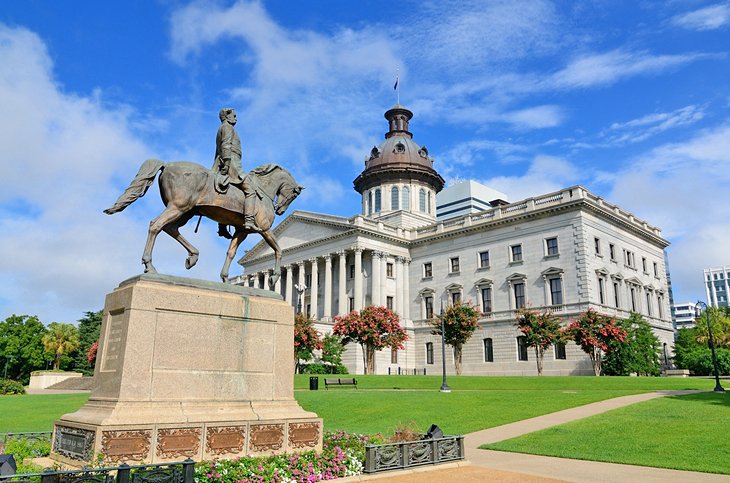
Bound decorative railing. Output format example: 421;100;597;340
0;459;195;483
364;435;464;473
1;432;52;445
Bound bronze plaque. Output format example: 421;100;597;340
206;426;246;455
249;424;284;452
54;426;95;461
288;422;320;449
101;430;151;462
156;428;201;458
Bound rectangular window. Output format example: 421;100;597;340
517;336;528;361
609;243;616;261
481;287;492;313
514;282;526;309
391;348;398;364
450;257;460;273
653;262;658;278
483;338;494;362
305;274;312;287
306;304;311;318
423;262;432;278
511;244;523;262
646;293;652;316
386;262;394;278
479;251;490;268
630;287;637;312
624;250;635;268
348;297;354;312
425;296;433;319
550;278;563;305
642;257;647;273
594;237;601;255
545;237;559;256
554;343;567;360
613;282;620;308
349;264;355;279
657;295;663;318
386;296;394;310
598;277;605;305
426;342;434;364
451;291;461;305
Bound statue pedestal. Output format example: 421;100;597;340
51;274;322;466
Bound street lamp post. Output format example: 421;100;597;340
439;301;450;393
295;284;307;315
696;300;725;393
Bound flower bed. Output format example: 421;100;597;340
194;432;383;483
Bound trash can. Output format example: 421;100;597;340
309;376;319;391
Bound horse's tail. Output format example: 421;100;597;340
103;159;165;214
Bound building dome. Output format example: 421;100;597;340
353;105;445;223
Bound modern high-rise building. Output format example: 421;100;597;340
703;266;730;308
671;302;698;331
235;105;674;375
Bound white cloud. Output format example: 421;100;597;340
603;105;706;144
671;3;730;31
502;105;564;129
0;24;229;324
478;155;579;200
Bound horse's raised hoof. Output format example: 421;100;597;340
220;274;229;283
185;253;199;270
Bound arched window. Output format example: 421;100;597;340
391;186;399;210
368;191;372;215
402;186;410;210
374;188;381;212
427;191;432;214
419;189;426;212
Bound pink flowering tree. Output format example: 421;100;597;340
87;340;98;366
294;313;323;373
431;301;480;375
568;308;628;376
515;308;566;375
333;306;408;374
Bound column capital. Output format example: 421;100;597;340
308;257;318;264
336;250;347;257
323;254;332;262
373;250;386;259
352;246;364;253
395;256;407;264
297;260;306;267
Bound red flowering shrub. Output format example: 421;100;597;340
515;308;566;375
332;306;408;374
87;341;98;366
431;302;480;375
568;308;628;375
294;313;323;373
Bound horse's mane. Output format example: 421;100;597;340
250;163;280;177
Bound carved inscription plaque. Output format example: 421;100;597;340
101;430;151;463
156;428;201;458
53;426;95;461
101;315;125;372
249;424;284;452
288;422;320;449
206;426;246;456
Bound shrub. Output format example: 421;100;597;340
681;348;730;376
0;378;25;395
304;363;328;374
4;437;51;473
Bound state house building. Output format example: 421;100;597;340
235;105;673;375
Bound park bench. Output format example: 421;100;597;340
324;377;357;389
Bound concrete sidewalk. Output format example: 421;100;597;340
364;390;730;482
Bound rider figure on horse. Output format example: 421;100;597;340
212;107;257;237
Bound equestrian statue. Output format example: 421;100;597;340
103;108;303;287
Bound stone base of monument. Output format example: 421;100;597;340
50;274;322;467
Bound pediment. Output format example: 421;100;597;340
419;287;435;296
474;278;493;287
611;272;624;281
625;276;643;286
541;267;564;276
445;283;463;292
506;272;527;281
595;267;610;276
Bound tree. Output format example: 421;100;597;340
333;306;408;374
72;311;102;375
42;322;80;370
515;308;566;375
321;333;347;374
603;313;661;376
0;315;48;383
694;307;730;349
431;301;480;375
294;313;322;373
567;309;628;376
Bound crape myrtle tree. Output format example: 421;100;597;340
431;301;480;375
42;322;80;370
333;305;408;374
321;333;348;374
294;312;323;374
515;308;566;375
0;315;48;383
73;311;102;375
568;308;628;376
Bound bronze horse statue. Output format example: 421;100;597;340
104;159;303;286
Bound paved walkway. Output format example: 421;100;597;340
354;390;730;482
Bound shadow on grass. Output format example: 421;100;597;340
669;391;729;407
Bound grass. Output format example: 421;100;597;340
482;392;730;474
0;393;89;433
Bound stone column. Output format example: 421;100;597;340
507;280;515;310
284;265;293;304
710;278;718;307
274;272;281;295
309;258;319;320
323;255;332;320
395;257;404;316
354;247;363;311
338;250;347;315
263;271;270;291
372;251;382;306
403;258;410;320
542;275;549;306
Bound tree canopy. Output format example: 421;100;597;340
42;322;80;370
0;315;48;383
515;308;566;375
431;301;480;375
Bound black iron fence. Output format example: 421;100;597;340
364;435;464;473
1;433;52;446
386;368;427;375
0;459;195;483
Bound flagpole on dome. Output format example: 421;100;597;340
394;68;400;105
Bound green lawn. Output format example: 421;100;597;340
0;393;89;433
482;392;730;474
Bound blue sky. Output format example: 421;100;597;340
1;1;729;324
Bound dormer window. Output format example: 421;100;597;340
394;142;406;153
